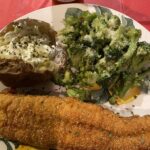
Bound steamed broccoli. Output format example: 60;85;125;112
109;41;150;104
58;8;149;104
104;26;130;59
80;71;99;86
131;42;150;73
96;26;141;81
67;87;90;101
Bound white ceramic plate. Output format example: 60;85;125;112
0;3;150;150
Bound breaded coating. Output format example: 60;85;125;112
0;94;150;149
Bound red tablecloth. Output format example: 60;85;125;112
0;0;150;31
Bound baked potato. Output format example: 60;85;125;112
0;18;66;87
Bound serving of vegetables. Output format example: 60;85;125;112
56;8;150;104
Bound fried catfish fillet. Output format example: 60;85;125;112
0;94;150;150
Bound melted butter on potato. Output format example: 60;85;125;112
0;20;65;73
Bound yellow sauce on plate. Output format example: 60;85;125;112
117;87;141;105
16;145;38;150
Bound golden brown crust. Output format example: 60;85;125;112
0;94;150;149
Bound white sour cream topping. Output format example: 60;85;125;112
0;21;63;73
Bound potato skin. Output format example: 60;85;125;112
0;19;63;88
0;59;54;87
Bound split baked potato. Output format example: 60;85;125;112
0;18;66;87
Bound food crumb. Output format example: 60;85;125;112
131;111;134;116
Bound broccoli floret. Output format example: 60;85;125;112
67;87;90;101
111;73;141;96
95;27;141;101
80;71;99;86
95;26;141;77
66;86;111;103
108;15;120;30
59;8;149;105
69;48;85;69
96;57;116;80
80;47;100;71
92;16;107;31
115;27;141;71
131;42;150;73
108;41;149;103
62;70;73;84
104;26;141;61
104;26;129;59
